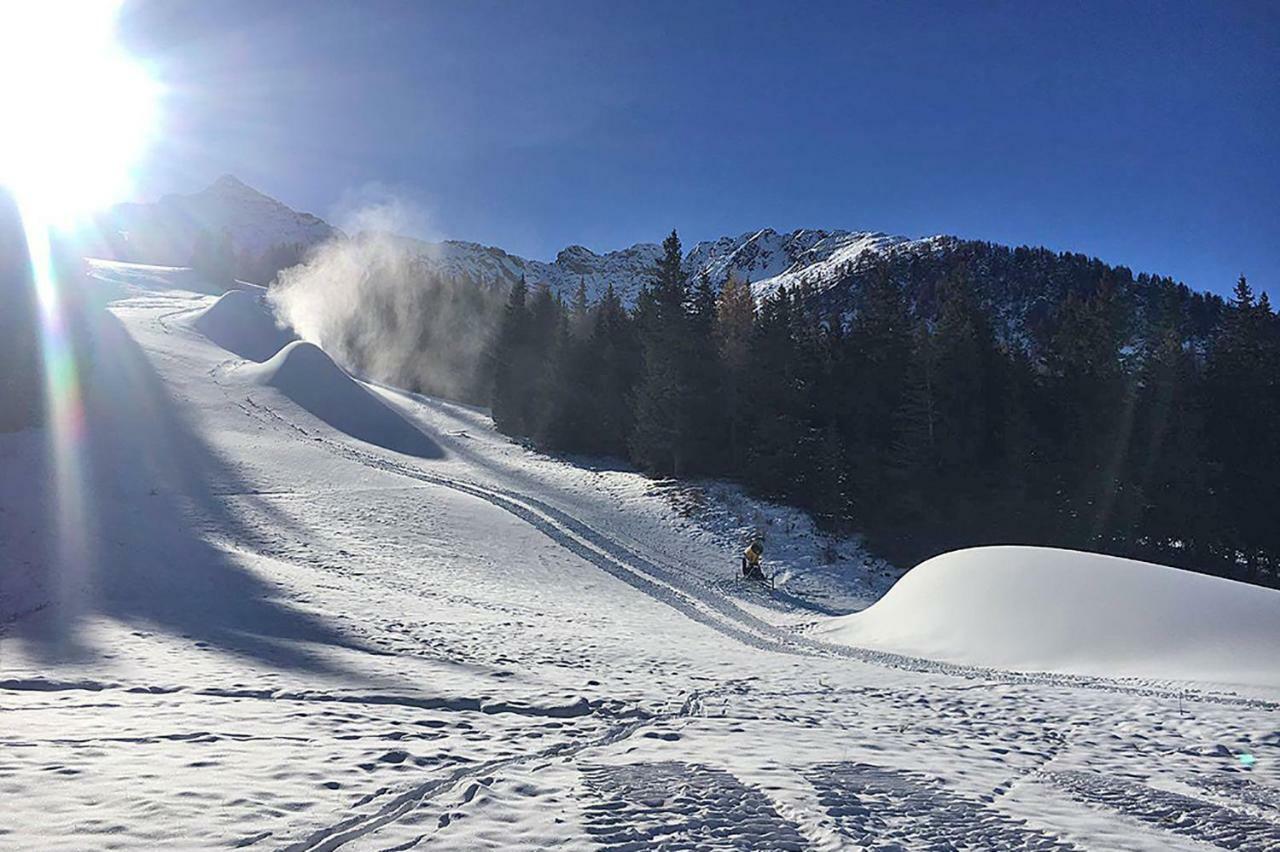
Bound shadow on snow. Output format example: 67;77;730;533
5;310;373;677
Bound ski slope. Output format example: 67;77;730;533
1;261;1278;850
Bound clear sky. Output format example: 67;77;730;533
118;0;1277;296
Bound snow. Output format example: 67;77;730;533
683;228;942;300
102;178;950;306
240;341;443;459
373;231;665;306
820;546;1280;687
2;260;1278;850
193;289;296;361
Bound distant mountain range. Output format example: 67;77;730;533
98;175;953;305
98;175;1222;355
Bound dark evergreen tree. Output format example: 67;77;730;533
1126;294;1211;569
743;287;806;500
714;273;754;472
1039;280;1135;549
684;271;725;471
839;264;913;533
1204;277;1280;582
585;283;638;457
191;228;235;285
490;276;532;436
630;231;694;475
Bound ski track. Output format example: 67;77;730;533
808;761;1083;850
280;683;743;852
217;369;1279;848
1042;770;1280;851
235;386;1276;715
580;761;811;851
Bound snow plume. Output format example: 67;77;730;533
268;198;503;404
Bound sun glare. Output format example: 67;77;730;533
0;1;156;610
0;0;158;222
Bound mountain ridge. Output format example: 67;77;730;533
102;176;952;304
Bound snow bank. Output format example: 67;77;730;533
241;341;442;458
819;546;1280;687
193;289;295;361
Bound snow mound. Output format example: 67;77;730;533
193;290;296;361
819;546;1280;687
242;341;442;458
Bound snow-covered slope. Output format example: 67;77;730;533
686;228;946;299
3;261;1278;850
821;546;1280;686
193;289;296;361
240;340;442;458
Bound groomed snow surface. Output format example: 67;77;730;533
193;288;296;361
1;261;1278;851
241;341;443;458
822;546;1280;687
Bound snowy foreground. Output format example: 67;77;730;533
2;262;1279;850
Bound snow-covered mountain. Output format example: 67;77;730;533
99;175;341;266
688;228;919;295
371;233;666;305
103;177;948;302
365;228;948;305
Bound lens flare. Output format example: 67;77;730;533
1;0;158;624
0;0;159;221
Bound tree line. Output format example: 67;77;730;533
189;227;310;288
489;231;1280;588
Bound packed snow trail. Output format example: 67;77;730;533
2;267;1278;851
229;373;1279;712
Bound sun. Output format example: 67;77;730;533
0;0;159;222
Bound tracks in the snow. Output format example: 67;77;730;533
280;681;737;852
217;387;1280;848
243;394;1278;714
1043;770;1280;851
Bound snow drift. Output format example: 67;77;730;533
820;546;1280;687
241;341;442;458
193;289;296;361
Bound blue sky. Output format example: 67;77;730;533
121;0;1277;295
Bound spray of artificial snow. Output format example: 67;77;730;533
268;191;502;403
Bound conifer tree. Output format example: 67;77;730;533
714;273;755;471
630;230;693;475
840;264;913;530
1127;296;1210;567
684;271;724;471
570;277;591;338
587;283;638;456
191;228;235;285
1040;281;1132;548
491;276;531;435
1204;276;1280;581
744;286;806;499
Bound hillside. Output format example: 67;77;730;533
3;261;1277;849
